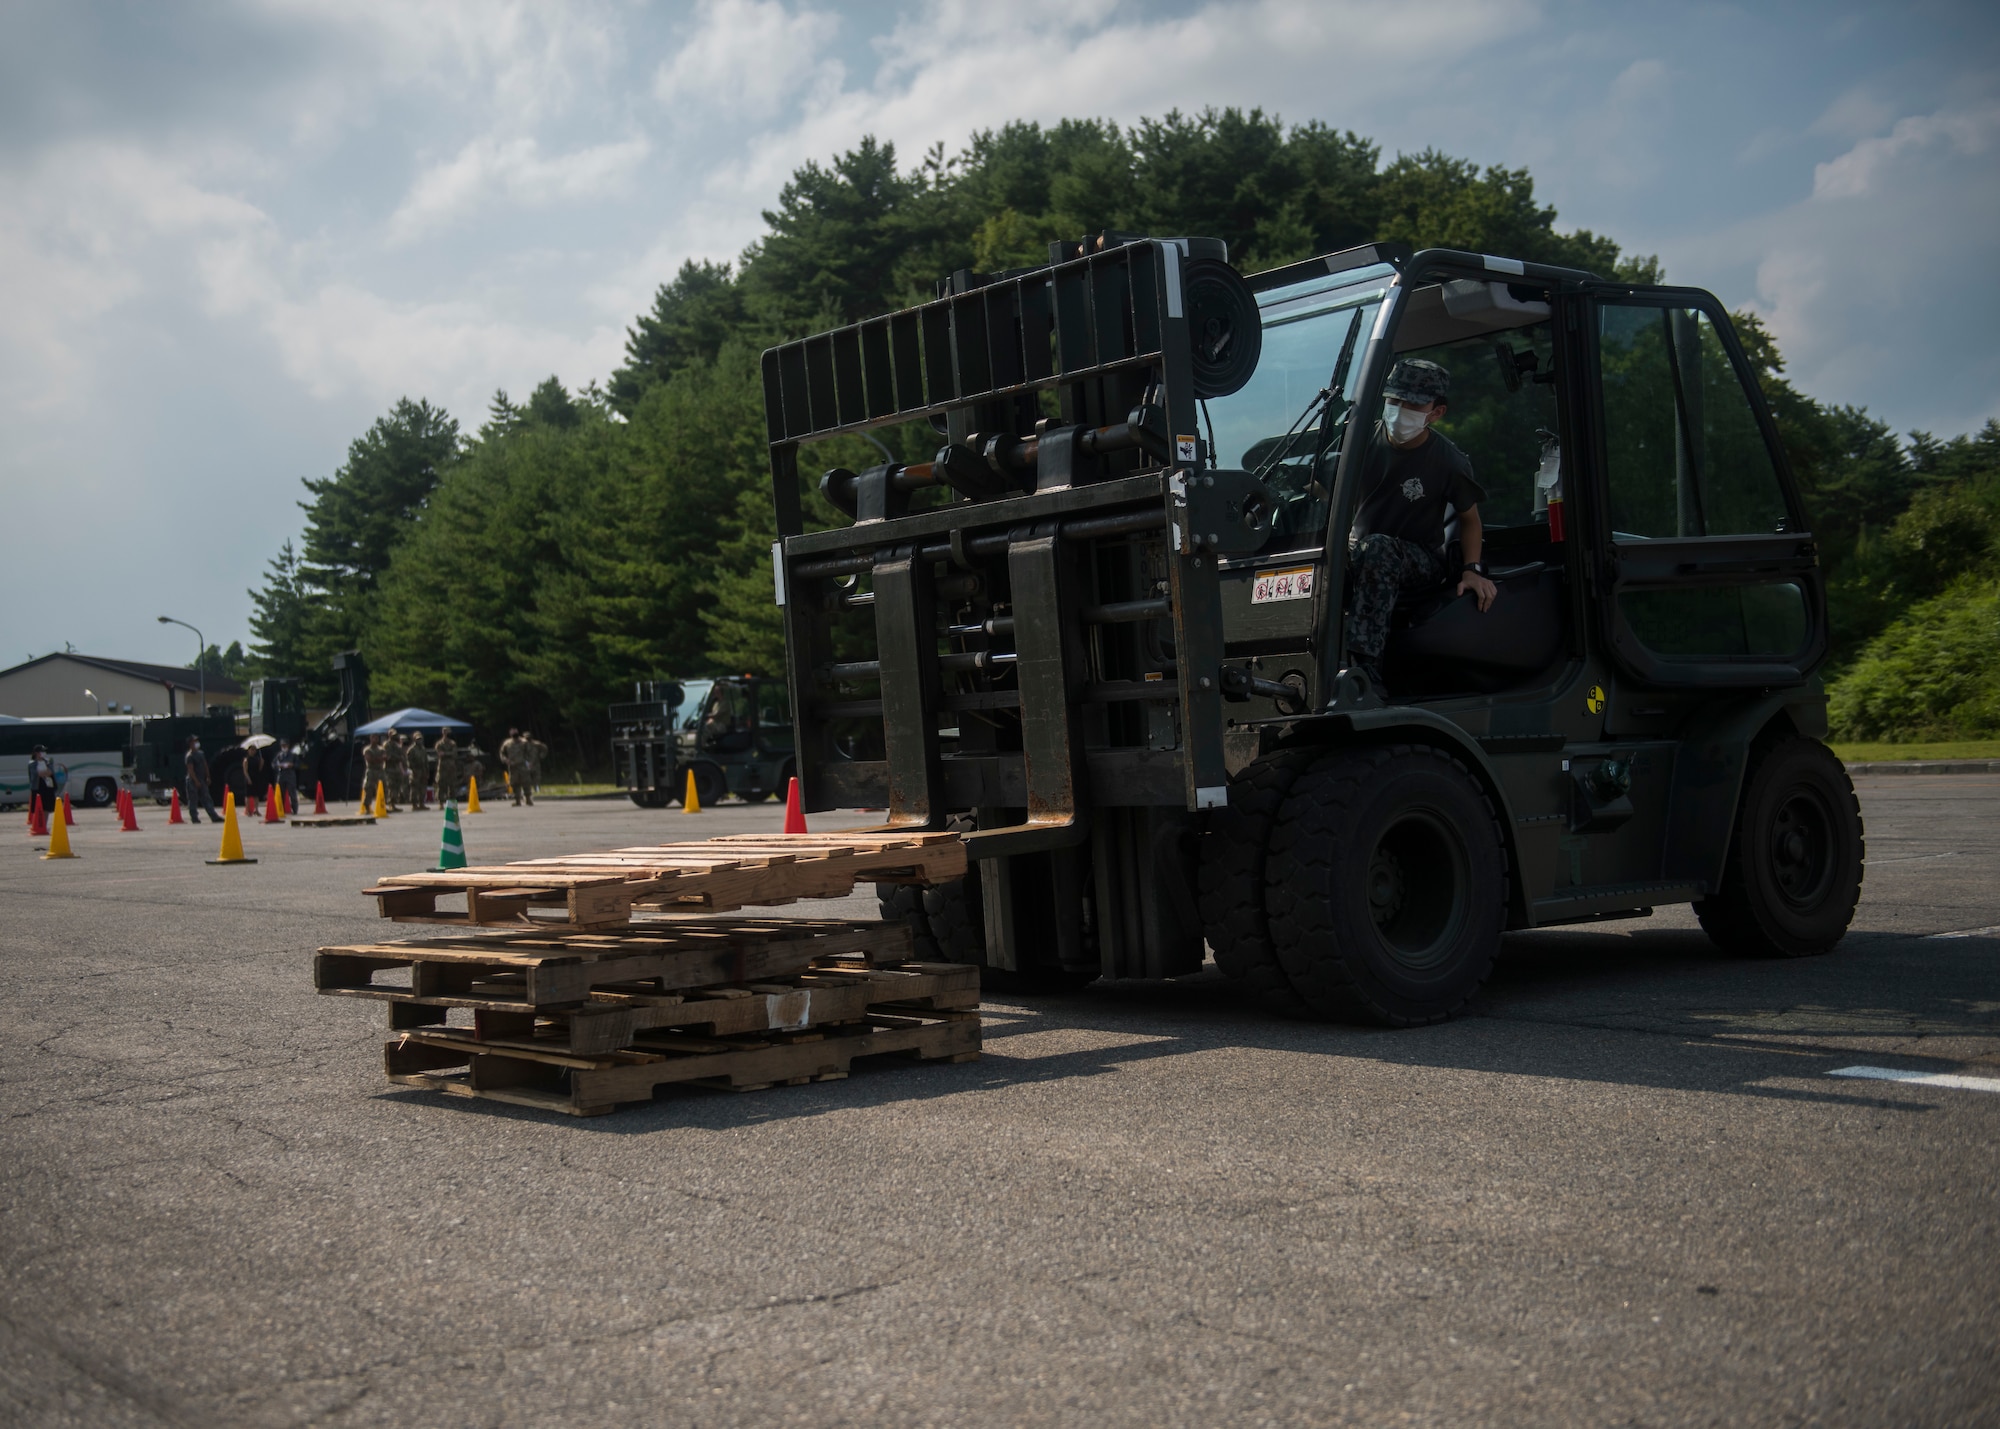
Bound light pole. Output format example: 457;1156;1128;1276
84;687;101;715
157;615;205;716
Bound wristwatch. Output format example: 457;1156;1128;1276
1462;561;1488;576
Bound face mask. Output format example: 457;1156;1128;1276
1384;401;1430;443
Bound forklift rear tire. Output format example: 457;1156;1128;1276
1198;746;1320;1017
1267;744;1506;1026
1696;736;1863;958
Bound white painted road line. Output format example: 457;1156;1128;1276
1928;924;2000;939
1831;1066;2000;1094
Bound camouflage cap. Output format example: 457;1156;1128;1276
1383;358;1450;405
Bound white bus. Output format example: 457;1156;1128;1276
0;715;145;810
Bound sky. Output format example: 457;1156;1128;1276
2;0;1996;673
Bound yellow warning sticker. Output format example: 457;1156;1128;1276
1585;684;1606;715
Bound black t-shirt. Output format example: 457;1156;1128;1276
1350;425;1485;556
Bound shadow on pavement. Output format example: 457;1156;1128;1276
374;925;2000;1134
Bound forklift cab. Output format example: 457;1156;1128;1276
1205;250;1822;713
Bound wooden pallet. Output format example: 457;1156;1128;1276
362;829;964;929
327;947;976;1055
385;1008;980;1116
317;918;913;1009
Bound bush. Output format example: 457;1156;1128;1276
1828;576;2000;740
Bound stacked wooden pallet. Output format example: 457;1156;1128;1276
322;827;981;1116
363;828;966;929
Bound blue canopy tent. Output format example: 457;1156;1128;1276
354;707;474;735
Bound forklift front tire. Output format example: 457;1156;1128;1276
1198;746;1320;1017
1266;744;1506;1026
1696;737;1863;958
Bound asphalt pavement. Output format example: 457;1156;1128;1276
1;778;1995;1427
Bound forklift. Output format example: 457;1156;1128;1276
762;234;1863;1019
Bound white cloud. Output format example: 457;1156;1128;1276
654;0;844;123
1810;106;1995;199
1807;86;1894;142
387;134;652;243
1738;103;2000;432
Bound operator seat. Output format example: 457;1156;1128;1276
1382;561;1565;695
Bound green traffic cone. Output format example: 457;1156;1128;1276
433;801;467;871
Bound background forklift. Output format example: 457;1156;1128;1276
614;676;796;808
763;234;1864;1019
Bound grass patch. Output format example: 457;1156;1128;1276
1829;740;2000;763
538;783;627;798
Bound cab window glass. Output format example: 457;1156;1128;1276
1404;321;1558;530
1617;581;1809;658
1599;304;1790;538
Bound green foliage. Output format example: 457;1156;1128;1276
244;540;308;680
608;260;748;415
192;641;250;683
1827;576;2000;740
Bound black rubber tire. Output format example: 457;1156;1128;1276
83;779;117;808
629;789;668;809
1198;747;1320;1016
1696;737;1864;958
690;762;728;809
877;884;942;959
1267;744;1507;1026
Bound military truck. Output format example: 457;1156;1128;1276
762;234;1864;1019
613;676;796;808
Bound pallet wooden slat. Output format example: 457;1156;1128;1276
385;1008;980;1115
362;827;966;929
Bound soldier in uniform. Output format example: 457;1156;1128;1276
409;733;432;812
385;732;407;810
1343;358;1498;695
526;731;549;795
361;734;389;811
501;728;533;806
433;729;460;805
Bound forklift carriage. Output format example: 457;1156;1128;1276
762;235;1864;1020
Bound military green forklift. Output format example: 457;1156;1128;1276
613;676;797;808
763;234;1863;1020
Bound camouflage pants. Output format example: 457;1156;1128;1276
1345;533;1444;668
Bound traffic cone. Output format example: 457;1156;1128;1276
433;802;467;871
683;768;702;814
264;786;283;824
119;790;141;832
372;783;388;818
62;795;74;825
206;790;256;865
28;797;49;837
169;789;185;824
466;776;482;813
313;781;327;815
783;776;808;834
43;801;75;859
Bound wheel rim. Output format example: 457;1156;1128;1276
1365;810;1470;970
1769;784;1836;911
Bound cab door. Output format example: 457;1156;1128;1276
1585;291;1824;688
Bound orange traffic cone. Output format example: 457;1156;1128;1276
28;797;49;837
62;794;74;825
783;776;808;834
119;790;141;832
264;786;283;824
169;789;185;824
313;781;327;815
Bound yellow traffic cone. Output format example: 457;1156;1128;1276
683;767;702;814
207;789;257;865
373;783;388;818
42;800;76;859
466;775;483;813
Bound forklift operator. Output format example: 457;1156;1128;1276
1343;358;1499;693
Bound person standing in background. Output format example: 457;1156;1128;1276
433;729;460;805
184;736;221;824
27;744;59;824
275;742;299;814
360;734;389;812
409;733;432;812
